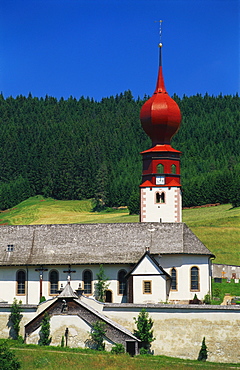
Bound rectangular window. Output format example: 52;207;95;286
143;281;152;294
7;244;14;252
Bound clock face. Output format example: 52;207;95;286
156;176;165;185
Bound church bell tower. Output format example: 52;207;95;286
140;33;182;223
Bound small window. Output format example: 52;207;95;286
156;192;165;204
157;163;164;174
171;268;177;290
83;270;92;294
143;281;152;294
171;164;176;174
49;270;59;295
191;267;199;291
7;244;14;252
118;269;127;295
16;270;26;295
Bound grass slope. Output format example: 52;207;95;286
0;196;239;265
1;341;239;370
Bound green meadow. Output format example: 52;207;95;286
1;341;239;370
0;196;239;265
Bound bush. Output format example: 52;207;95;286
89;321;106;351
134;309;155;353
9;298;22;340
39;312;51;346
39;296;46;304
197;337;208;361
111;343;125;354
0;341;21;369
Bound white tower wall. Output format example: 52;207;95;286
141;186;182;223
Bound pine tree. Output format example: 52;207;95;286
197;337;208;361
134;308;155;353
89;321;106;351
95;265;110;302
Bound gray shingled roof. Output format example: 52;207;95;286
0;222;213;266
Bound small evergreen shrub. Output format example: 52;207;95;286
139;347;149;355
134;308;155;353
197;337;208;361
9;298;22;340
89;320;106;351
39;296;46;304
95;265;109;302
203;293;211;304
111;343;125;354
39;312;51;346
61;335;64;347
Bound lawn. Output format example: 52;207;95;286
0;197;239;265
1;341;239;370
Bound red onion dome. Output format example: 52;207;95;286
140;55;181;146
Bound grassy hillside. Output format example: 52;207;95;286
0;196;239;265
1;340;239;370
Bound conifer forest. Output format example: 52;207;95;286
0;91;239;210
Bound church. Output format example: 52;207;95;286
0;42;214;307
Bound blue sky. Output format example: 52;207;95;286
0;0;239;101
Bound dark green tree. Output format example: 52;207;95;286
95;265;110;302
89;320;106;351
39;312;51;346
9;298;22;340
197;337;208;361
0;341;21;369
134;308;155;353
128;190;140;215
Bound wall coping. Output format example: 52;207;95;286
103;303;240;311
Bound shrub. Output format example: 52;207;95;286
111;343;125;354
95;265;109;302
9;298;22;340
0;341;21;369
197;337;208;361
39;312;51;346
203;293;211;304
134;309;155;353
61;335;64;347
39;296;46;304
89;320;106;351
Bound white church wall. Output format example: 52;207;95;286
141;187;182;223
156;255;211;301
133;275;167;303
0;264;130;305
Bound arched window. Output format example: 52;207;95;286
156;192;165;204
49;270;59;295
191;267;199;291
17;270;26;295
83;270;92;294
171;164;176;174
157;163;164;174
118;269;127;295
171;268;177;290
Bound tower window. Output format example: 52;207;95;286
83;270;92;294
7;245;14;252
143;281;152;294
16;270;26;295
49;270;59;295
171;164;176;174
118;269;127;295
171;268;177;290
190;267;199;291
156;192;165;204
157;163;164;174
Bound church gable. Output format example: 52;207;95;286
130;252;168;277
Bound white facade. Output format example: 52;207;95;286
0;264;129;305
141;186;182;223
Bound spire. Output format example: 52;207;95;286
154;20;166;94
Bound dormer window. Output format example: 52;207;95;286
7;244;14;252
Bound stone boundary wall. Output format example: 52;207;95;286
0;303;240;363
103;304;240;363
